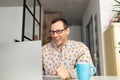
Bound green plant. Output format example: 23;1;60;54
112;0;120;18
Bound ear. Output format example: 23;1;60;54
66;28;70;35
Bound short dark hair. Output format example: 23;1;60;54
50;18;68;29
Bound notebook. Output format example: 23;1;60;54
0;41;43;80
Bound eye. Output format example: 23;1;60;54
56;30;62;33
49;30;54;34
49;30;54;32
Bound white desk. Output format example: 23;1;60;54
43;76;120;80
91;76;120;80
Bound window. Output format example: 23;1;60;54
22;0;41;41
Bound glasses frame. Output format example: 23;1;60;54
49;28;67;35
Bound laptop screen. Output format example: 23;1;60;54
0;41;43;80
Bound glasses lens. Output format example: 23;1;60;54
49;28;65;35
49;31;54;35
56;30;63;34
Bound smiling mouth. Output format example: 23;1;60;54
55;39;60;43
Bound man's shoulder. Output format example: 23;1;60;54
69;40;87;47
69;40;83;44
42;42;51;48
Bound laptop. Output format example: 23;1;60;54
0;41;43;80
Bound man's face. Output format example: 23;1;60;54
50;21;70;46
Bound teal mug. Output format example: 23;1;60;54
76;63;96;80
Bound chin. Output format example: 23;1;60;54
56;42;61;45
55;41;61;46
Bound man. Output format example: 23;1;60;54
42;18;93;80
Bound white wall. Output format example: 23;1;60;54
82;0;115;75
69;26;82;41
0;7;23;43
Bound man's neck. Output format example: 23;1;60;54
58;39;68;50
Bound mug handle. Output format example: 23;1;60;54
89;66;96;77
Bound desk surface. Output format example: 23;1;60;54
43;76;120;80
91;76;120;80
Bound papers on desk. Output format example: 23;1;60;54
43;76;120;80
43;75;60;78
43;75;62;80
43;75;77;80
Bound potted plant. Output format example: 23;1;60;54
112;0;120;21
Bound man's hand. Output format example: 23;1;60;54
53;66;70;80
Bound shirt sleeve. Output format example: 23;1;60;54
77;43;93;66
69;42;94;79
68;53;93;79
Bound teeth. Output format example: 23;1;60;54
56;39;60;42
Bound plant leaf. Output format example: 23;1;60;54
113;4;120;6
114;0;120;4
112;10;120;12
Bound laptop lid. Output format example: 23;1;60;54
0;41;42;80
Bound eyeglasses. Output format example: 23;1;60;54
49;28;66;35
